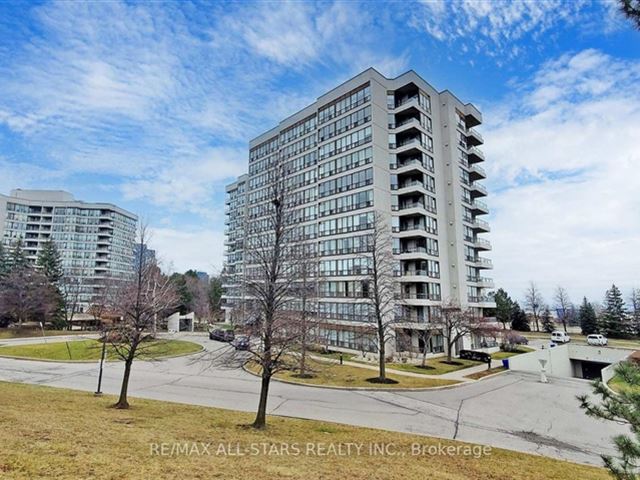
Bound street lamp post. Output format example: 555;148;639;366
95;337;107;396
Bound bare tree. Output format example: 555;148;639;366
554;286;572;333
106;224;179;409
241;165;307;429
435;302;480;363
630;288;640;336
60;273;83;328
360;211;399;383
524;281;544;332
293;244;318;378
0;264;57;326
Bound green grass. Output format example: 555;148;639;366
491;347;534;360
0;339;202;361
465;367;507;380
247;358;459;389
0;328;85;340
608;374;640;394
0;381;610;479
385;357;481;375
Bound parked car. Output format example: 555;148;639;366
232;335;250;351
209;329;235;342
550;331;571;344
508;334;529;346
587;334;608;346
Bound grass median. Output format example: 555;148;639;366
0;339;202;361
0;381;609;480
246;357;459;389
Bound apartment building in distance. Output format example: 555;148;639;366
0;189;137;310
222;68;495;355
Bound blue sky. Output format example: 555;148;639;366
0;0;639;304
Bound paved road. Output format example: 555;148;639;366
0;334;626;466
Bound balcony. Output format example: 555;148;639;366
472;238;492;251
393;116;420;133
467;276;495;288
468;295;493;304
394;246;439;257
465;105;482;128
472;218;491;232
466;256;493;269
467;146;485;164
466;128;484;146
471;200;489;214
398;292;442;301
470;182;488;197
393;95;420;112
468;164;486;181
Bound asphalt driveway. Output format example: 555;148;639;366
0;333;626;466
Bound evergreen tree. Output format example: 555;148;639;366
9;238;29;272
579;360;640;479
36;240;63;284
494;288;514;329
579;297;598;335
601;284;628;338
36;240;66;328
510;302;530;331
541;306;555;333
0;242;9;278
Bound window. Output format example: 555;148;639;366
318;168;373;198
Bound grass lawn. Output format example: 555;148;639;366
0;381;609;480
385;357;481;376
465;367;507;380
491;347;534;360
247;358;459;389
0;328;86;340
0;339;202;361
608;374;640;394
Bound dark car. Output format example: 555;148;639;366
511;334;529;345
209;329;235;342
232;335;250;351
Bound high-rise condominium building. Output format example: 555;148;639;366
0;189;137;310
222;68;495;355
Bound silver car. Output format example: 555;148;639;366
587;334;608;346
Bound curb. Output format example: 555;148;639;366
241;362;464;392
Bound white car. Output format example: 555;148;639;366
550;331;571;344
587;334;608;346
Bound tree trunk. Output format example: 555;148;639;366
253;373;271;429
299;340;307;377
115;359;133;409
378;321;386;381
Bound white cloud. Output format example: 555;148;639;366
149;227;225;274
411;1;624;61
484;49;640;303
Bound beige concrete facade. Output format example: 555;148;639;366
222;68;495;354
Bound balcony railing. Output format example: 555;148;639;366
393;246;439;256
398;292;442;301
468;295;493;304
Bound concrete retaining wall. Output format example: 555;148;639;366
508;344;631;379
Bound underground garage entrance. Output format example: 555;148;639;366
506;344;632;381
